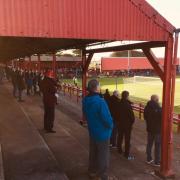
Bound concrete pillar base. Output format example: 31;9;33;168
155;170;175;179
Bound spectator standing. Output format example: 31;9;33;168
0;67;4;84
5;66;10;81
11;68;18;97
32;71;38;94
117;91;135;160
17;70;25;102
26;71;33;95
41;70;57;133
103;89;111;106
109;90;120;148
37;72;44;95
144;95;162;166
83;79;113;180
73;76;78;86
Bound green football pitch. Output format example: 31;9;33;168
62;76;180;114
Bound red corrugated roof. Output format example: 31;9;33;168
0;0;176;60
0;0;175;41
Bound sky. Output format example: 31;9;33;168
93;0;180;61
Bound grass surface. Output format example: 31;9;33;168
62;77;180;114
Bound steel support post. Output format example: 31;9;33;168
83;53;94;73
52;53;56;79
38;54;41;72
157;36;175;179
82;49;87;98
80;49;87;125
143;48;164;81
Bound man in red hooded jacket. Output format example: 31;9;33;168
40;69;57;133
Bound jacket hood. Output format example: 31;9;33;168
147;100;160;108
84;94;101;106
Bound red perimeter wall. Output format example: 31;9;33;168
101;57;180;71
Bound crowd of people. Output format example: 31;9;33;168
3;67;162;180
5;66;58;133
6;67;44;101
83;79;162;180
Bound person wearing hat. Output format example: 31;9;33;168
82;79;113;180
40;69;57;133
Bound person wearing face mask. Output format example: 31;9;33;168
144;95;162;167
82;79;113;180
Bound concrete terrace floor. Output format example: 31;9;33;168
0;81;180;180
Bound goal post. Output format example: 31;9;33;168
133;76;161;83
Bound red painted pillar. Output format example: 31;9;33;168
178;115;180;133
172;32;179;134
29;56;31;70
38;54;41;72
80;49;87;125
158;36;175;178
52;53;56;79
82;49;87;98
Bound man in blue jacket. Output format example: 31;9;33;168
82;79;113;180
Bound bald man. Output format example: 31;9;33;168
144;95;162;166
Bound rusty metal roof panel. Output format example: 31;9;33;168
0;0;176;41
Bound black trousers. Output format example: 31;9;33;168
117;126;132;157
44;104;55;131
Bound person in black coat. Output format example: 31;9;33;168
11;68;18;98
109;90;120;147
144;95;162;166
103;89;111;106
32;71;39;95
41;70;57;133
117;91;135;160
17;70;25;102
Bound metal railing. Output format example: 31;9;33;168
59;83;180;133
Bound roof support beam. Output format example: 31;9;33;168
142;48;164;81
86;41;166;54
157;37;175;179
83;52;94;73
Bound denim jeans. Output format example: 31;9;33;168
146;133;161;164
88;138;109;180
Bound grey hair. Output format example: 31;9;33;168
151;94;159;101
113;90;119;97
87;79;100;92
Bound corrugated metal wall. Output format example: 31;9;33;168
101;57;180;71
0;0;175;41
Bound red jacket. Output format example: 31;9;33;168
41;77;57;107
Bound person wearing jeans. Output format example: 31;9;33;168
144;95;162;166
146;133;161;165
83;79;113;180
117;91;135;160
109;90;120;147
